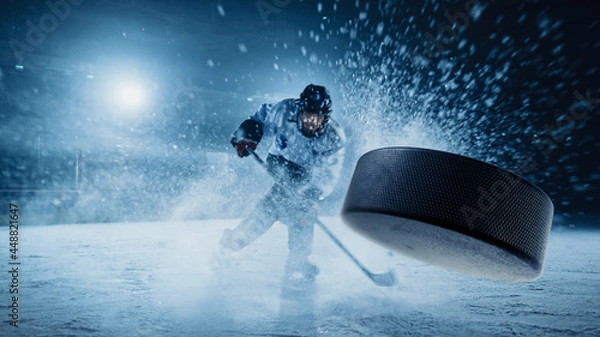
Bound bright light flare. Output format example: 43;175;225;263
116;82;146;110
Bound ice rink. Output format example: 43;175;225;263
1;217;598;336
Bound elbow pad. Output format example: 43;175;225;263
232;119;264;144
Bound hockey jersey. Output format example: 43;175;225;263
234;98;346;197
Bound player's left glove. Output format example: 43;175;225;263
298;185;323;202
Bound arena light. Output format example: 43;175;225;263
114;80;146;111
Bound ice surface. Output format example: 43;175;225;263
1;218;599;336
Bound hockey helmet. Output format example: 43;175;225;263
297;84;332;137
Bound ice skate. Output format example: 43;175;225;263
284;260;319;283
210;229;241;271
280;260;319;298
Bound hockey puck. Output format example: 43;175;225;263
341;147;554;282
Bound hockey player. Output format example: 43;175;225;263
217;84;346;282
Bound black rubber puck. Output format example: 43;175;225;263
342;147;554;282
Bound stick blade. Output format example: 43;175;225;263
370;270;396;287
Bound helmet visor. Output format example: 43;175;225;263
300;111;326;135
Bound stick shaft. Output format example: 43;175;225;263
313;218;374;278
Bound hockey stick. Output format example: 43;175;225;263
248;149;396;287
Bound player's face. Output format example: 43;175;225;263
300;111;325;133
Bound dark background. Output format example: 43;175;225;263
0;0;598;228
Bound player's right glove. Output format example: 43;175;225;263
230;119;263;158
232;139;257;158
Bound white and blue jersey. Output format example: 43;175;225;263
241;98;346;197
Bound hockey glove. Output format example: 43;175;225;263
232;139;257;158
298;199;319;227
230;119;263;157
297;185;323;202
